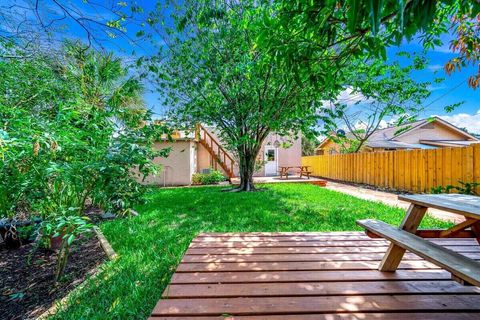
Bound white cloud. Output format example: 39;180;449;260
378;119;389;129
427;84;447;91
335;87;370;106
427;64;443;72
437;110;480;134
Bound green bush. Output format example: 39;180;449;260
192;169;226;185
0;43;171;221
39;215;94;281
431;181;479;195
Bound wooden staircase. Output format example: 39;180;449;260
195;124;235;179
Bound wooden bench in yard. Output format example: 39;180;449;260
299;165;312;179
278;166;290;179
357;194;480;286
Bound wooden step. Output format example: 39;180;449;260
198;138;234;178
357;219;480;286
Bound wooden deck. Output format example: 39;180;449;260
149;232;480;320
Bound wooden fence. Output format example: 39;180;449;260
302;144;480;193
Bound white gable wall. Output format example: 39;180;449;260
396;121;470;144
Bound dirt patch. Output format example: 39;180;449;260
0;235;106;320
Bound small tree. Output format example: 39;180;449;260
301;134;320;156
149;1;334;191
330;58;433;153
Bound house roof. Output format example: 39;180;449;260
367;118;428;142
419;140;480;147
316;116;478;151
366;140;437;149
385;116;477;141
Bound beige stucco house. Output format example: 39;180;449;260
316;117;479;155
141;125;302;186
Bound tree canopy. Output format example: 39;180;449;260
149;0;332;190
326;55;434;153
263;0;479;88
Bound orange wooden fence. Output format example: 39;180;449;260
302;144;480;193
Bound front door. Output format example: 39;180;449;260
264;147;277;176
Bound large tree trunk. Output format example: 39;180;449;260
237;152;256;191
235;148;258;191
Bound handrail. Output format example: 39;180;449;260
196;124;235;164
195;124;235;177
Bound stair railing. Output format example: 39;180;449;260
195;124;235;177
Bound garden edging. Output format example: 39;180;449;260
37;228;117;319
94;227;118;261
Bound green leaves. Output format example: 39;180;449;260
368;0;384;35
347;0;362;32
1;41;170;221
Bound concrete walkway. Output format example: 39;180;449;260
324;181;463;223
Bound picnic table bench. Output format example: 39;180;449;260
278;165;312;179
357;194;480;287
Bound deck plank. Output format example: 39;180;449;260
171;269;454;284
176;260;442;272
190;239;479;248
182;252;480;262
186;245;480;255
163;280;480;298
152;294;480;315
148;312;479;320
149;314;480;320
150;232;480;319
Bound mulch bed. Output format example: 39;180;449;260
0;235;106;320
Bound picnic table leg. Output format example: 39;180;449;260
471;221;480;245
379;204;428;272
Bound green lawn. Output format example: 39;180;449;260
50;183;450;319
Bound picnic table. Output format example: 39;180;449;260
357;193;480;286
279;165;312;179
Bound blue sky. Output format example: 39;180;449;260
384;36;479;133
4;0;478;132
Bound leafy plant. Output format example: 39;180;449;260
40;215;94;282
149;1;325;191
431;185;455;194
456;181;480;195
254;160;267;173
331;57;433;153
17;224;38;243
431;181;479;195
192;170;226;185
0;42;170;225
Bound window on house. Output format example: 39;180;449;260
266;149;275;161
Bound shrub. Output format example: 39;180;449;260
431;181;479;195
0;43;170;222
192;169;226;185
39;215;94;282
